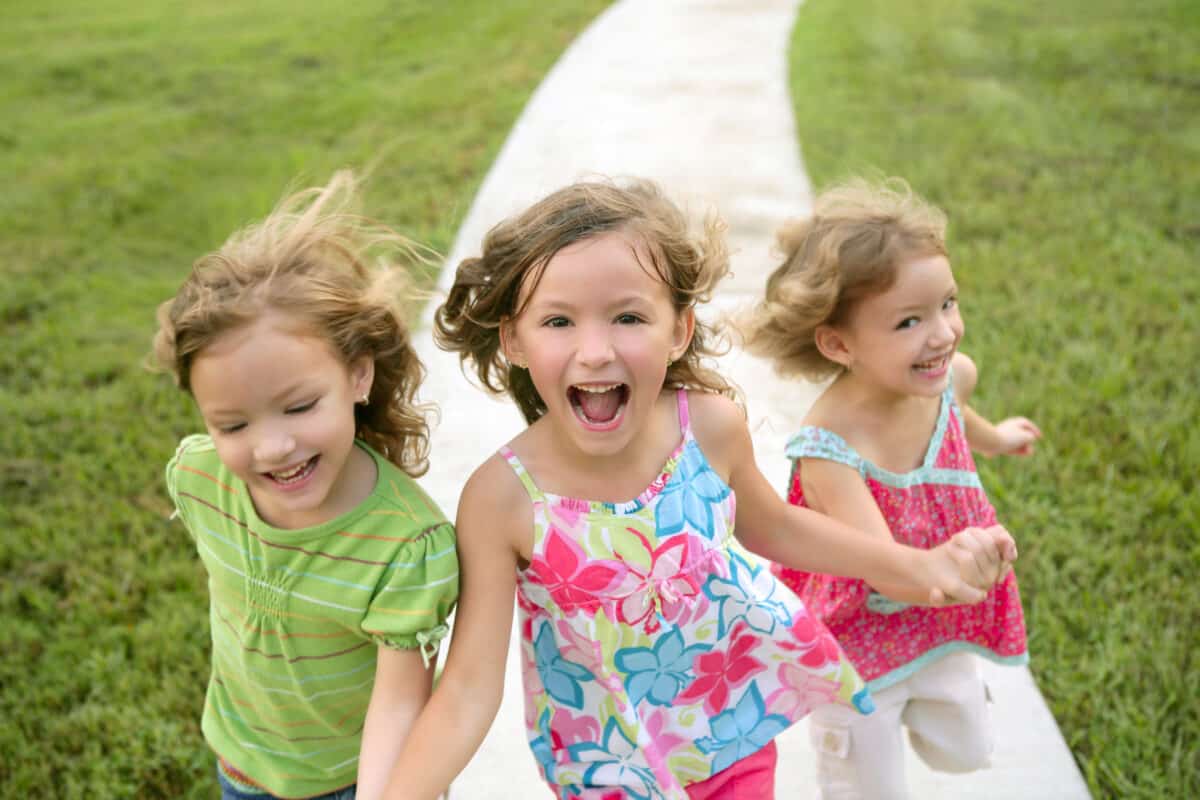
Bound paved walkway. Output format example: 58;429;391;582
414;1;1091;797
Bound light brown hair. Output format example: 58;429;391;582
152;171;435;476
741;177;948;380
434;178;736;424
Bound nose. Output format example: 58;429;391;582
576;322;615;368
931;310;961;348
254;425;296;466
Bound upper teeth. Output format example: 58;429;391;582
273;462;308;480
575;384;620;393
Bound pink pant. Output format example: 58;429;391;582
550;740;778;800
686;740;777;800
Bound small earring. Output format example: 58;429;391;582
358;393;369;405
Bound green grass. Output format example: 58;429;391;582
787;1;1198;796
0;1;609;796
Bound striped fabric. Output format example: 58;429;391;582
166;434;458;799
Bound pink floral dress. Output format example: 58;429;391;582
773;379;1028;692
503;390;872;800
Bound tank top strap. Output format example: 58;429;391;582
498;445;544;503
675;388;694;441
784;425;866;475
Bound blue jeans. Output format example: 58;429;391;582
216;766;356;800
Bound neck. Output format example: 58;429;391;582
832;372;933;419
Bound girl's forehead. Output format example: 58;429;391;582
519;230;668;303
858;254;955;306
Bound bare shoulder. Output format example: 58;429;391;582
457;451;532;561
803;380;855;437
687;390;751;480
952;351;979;404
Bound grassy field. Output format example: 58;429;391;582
0;1;609;796
787;1;1198;797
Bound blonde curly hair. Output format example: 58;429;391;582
741;177;949;380
152;171;435;476
434;177;737;424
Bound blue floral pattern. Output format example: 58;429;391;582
615;627;712;707
703;550;793;637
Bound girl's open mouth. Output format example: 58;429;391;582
568;383;628;431
264;455;319;486
913;354;950;375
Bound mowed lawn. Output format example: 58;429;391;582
787;1;1198;797
0;1;609;796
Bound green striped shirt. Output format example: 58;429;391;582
166;434;458;798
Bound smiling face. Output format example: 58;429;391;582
189;311;376;529
823;254;963;400
502;230;693;459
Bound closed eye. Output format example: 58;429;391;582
286;399;318;414
216;422;246;435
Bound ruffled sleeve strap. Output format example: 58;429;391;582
360;521;460;667
785;426;866;477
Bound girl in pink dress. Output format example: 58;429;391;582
742;178;1040;799
383;178;1016;800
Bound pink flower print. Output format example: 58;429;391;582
644;707;688;757
765;662;840;718
549;708;601;749
779;612;842;669
528;526;627;610
556;620;626;705
616;532;703;634
675;625;766;716
548;496;590;534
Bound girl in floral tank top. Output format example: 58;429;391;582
385;179;1017;800
742;178;1041;799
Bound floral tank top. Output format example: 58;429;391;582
504;390;872;800
773;378;1028;692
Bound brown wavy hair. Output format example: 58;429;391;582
434;177;736;424
741;177;948;380
152;171;435;476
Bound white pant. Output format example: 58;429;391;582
808;652;993;800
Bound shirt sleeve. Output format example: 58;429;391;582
164;434;213;541
360;520;459;665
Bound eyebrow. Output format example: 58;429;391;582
529;294;656;312
894;287;958;313
202;382;317;418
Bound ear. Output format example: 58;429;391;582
350;356;375;399
669;306;696;362
814;323;854;368
499;317;525;368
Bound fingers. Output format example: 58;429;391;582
1007;417;1042;456
959;527;1002;583
986;524;1019;562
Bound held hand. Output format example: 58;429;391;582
992;417;1042;456
924;525;1015;606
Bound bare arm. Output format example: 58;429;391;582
381;455;527;800
356;647;435;800
691;392;1012;604
799;458;950;604
953;352;1042;457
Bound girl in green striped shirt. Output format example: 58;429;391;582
154;172;459;800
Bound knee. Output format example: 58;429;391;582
910;723;993;773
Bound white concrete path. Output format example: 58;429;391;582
414;1;1091;797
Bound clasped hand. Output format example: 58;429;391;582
926;524;1017;606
